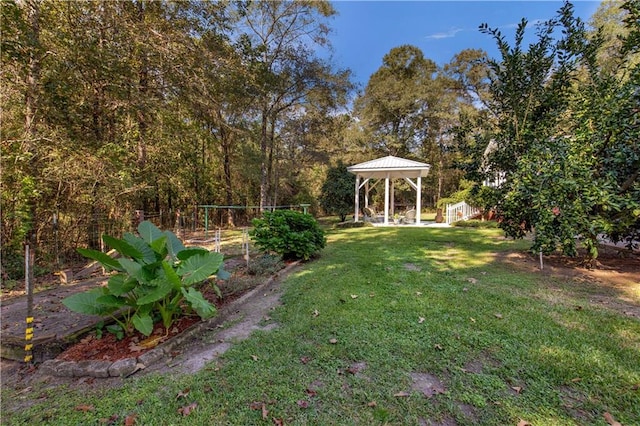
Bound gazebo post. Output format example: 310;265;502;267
365;180;369;209
384;173;390;225
390;181;395;217
416;176;422;225
354;175;360;222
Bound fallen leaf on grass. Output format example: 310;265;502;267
394;391;410;397
297;400;309;408
463;287;469;292
176;388;190;399
604;412;622;426
272;417;284;425
517;420;531;426
305;388;317;397
367;401;377;407
329;338;338;344
418;317;425;324
571;377;582;383
434;343;444;351
98;414;119;425
511;386;523;394
178;402;198;416
350;294;358;299
74;404;95;412
470;317;476;323
124;414;137;425
251;355;259;361
494;313;503;319
467;278;478;284
415;291;422;296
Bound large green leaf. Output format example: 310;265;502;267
138;221;164;245
76;248;122;272
107;274;137;296
165;231;185;260
123;233;157;264
136;278;174;305
96;294;129;308
103;235;143;259
150;235;168;258
118;258;143;281
176;247;208;261
62;289;116;316
177;252;224;285
161;260;182;291
132;312;154;336
181;287;216;319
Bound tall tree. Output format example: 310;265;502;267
354;45;437;157
463;1;640;263
235;0;343;211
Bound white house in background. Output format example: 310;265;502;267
482;139;507;188
347;155;431;226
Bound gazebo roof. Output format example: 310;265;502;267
347;155;431;179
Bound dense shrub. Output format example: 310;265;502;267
250;210;326;260
335;221;372;229
452;219;499;228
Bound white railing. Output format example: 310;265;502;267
446;201;480;225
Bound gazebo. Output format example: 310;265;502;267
347;155;431;225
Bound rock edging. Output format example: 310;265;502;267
36;261;300;378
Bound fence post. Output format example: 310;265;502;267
242;227;250;268
24;244;34;364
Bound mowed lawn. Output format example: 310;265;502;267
4;227;639;425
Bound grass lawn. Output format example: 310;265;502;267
3;227;639;425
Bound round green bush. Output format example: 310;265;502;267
250;210;326;260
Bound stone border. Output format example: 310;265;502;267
37;261;300;378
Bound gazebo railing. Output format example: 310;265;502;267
446;201;480;225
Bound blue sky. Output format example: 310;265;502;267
327;1;601;87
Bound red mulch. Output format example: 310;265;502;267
56;282;247;363
56;315;202;362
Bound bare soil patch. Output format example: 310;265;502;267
495;247;640;318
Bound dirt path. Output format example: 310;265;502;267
1;262;299;396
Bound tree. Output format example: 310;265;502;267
234;0;348;211
464;1;639;264
319;163;354;222
354;45;437;157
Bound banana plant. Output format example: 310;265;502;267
63;221;230;336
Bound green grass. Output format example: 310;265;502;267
3;227;639;425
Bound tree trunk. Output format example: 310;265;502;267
220;124;235;227
268;112;277;210
136;1;149;211
24;0;41;279
259;106;269;212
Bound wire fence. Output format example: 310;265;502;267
1;204;309;285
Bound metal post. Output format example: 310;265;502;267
24;244;34;364
204;206;209;238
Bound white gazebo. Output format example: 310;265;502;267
347;155;431;225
